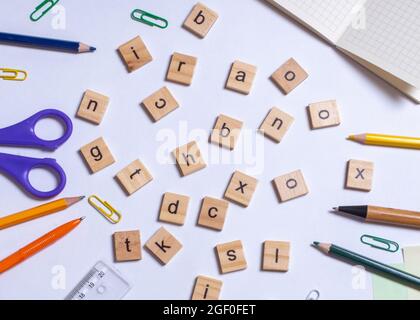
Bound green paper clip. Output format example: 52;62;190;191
131;9;168;29
30;0;60;22
360;234;399;253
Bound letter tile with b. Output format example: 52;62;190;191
145;227;183;265
159;192;190;225
183;2;219;38
210;114;243;150
113;230;142;262
80;137;116;173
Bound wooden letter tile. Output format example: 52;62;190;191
197;197;229;231
141;86;179;122
76;89;110;125
224;171;258;207
113;230;142;262
173;141;206;176
225;60;257;95
308;100;341;129
118;36;153;72
210;114;243;150
166;52;197;85
80;137;116;173
346;159;374;191
271;58;308;94
159;192;190;226
191;275;223;300
183;3;219;38
145;227;183;265
216;240;247;274
262;241;290;272
115;159;153;195
273;170;309;202
259;107;294;143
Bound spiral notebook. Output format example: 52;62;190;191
266;0;420;103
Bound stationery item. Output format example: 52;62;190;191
88;195;121;224
0;32;95;53
0;217;84;274
0;196;84;230
30;0;60;22
65;261;131;300
131;9;168;29
266;0;420;103
306;289;320;300
372;264;408;300
313;242;420;288
333;205;420;228
360;235;399;253
0;109;72;198
0;68;27;81
348;133;420;150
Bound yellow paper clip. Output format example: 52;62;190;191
0;68;27;81
30;0;60;22
88;195;121;224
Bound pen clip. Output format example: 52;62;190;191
30;0;60;22
360;234;399;253
0;68;27;81
131;9;168;29
88;195;121;224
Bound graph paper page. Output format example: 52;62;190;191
338;0;420;88
266;0;366;43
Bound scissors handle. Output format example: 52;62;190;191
0;109;72;151
0;152;66;199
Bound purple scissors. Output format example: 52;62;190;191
0;109;72;199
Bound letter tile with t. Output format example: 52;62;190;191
273;170;309;202
113;230;142;262
224;171;258;207
80;137;116;173
145;227;183;265
210;114;243;150
215;240;247;274
173;141;206;176
183;2;219;38
76;89;110;125
115;159;153;195
159;192;190;225
226;60;257;95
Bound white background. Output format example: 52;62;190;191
0;0;419;300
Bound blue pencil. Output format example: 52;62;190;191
0;32;95;53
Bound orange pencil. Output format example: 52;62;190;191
0;217;84;274
0;196;84;230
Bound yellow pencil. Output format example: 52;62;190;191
0;196;84;230
348;133;420;150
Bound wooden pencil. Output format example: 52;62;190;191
0;32;96;53
313;242;420;288
333;205;420;228
348;133;420;150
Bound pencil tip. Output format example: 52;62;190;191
90;46;96;52
80;216;86;221
332;207;338;211
313;241;320;246
79;196;86;200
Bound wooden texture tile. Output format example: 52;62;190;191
191;275;223;300
346;159;374;191
210;114;243;150
183;3;219;38
113;230;142;262
224;171;258;207
225;60;257;95
115;159;153;195
76;89;110;125
141;86;179;122
259;107;294;143
273;170;309;202
159;192;190;226
166;52;197;85
80;137;116;173
118;36;153;72
197;197;229;231
145;227;182;265
271;58;308;94
308;100;341;129
262;241;290;272
173;141;206;176
216;240;247;274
